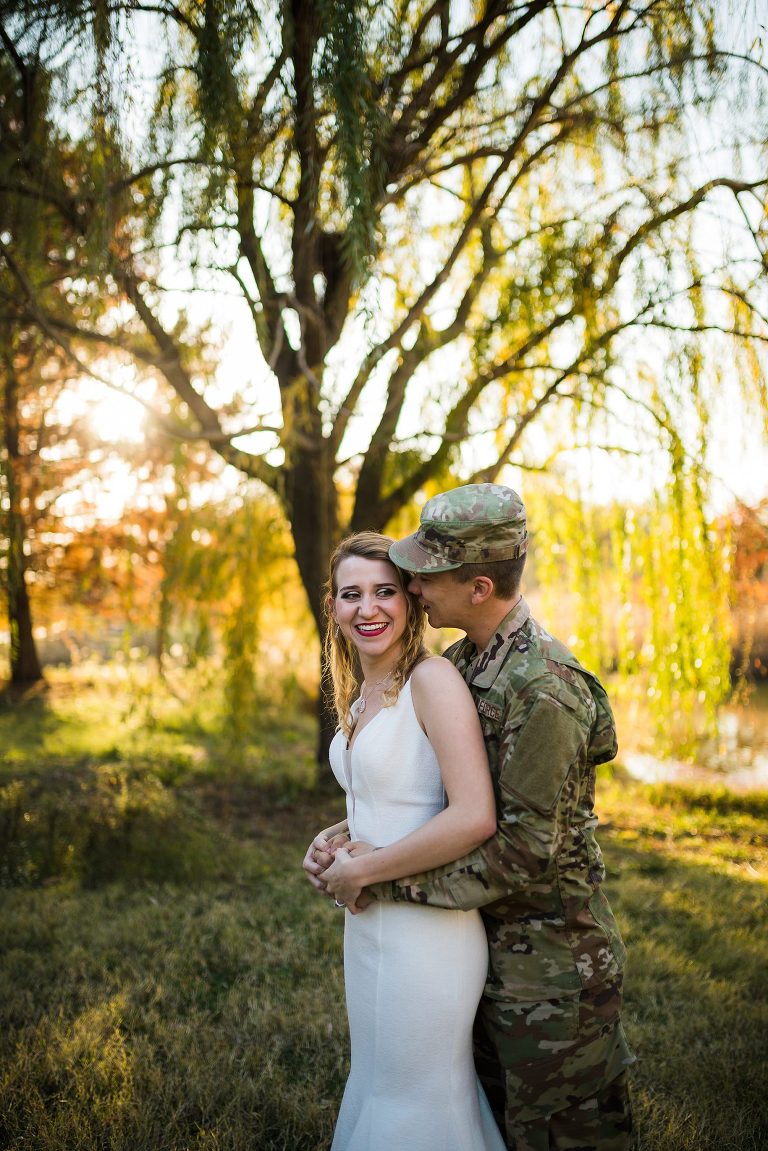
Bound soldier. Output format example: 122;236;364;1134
310;483;635;1151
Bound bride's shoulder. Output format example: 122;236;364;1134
410;654;466;692
410;655;474;730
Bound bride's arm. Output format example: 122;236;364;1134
321;660;496;906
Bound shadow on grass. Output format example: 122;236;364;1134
0;679;61;756
0;761;244;888
0;758;343;891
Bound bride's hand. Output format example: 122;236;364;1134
322;847;367;910
302;829;349;894
303;833;330;892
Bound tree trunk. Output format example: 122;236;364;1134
2;367;43;685
316;635;336;771
285;445;339;769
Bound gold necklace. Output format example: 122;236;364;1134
358;670;394;714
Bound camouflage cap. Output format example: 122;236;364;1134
389;483;528;573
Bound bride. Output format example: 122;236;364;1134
303;531;506;1151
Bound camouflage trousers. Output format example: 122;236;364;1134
474;977;635;1150
500;1070;633;1151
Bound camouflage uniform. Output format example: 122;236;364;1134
383;484;635;1151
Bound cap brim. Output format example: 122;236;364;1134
388;533;462;573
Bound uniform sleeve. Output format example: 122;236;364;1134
373;687;592;911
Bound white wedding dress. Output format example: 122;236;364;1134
329;679;506;1151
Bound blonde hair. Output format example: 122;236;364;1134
323;531;428;738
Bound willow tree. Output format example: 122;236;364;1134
1;1;766;750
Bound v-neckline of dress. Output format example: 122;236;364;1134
346;678;411;755
347;698;386;755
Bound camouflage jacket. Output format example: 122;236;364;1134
387;597;627;1004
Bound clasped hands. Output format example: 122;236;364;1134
303;832;376;914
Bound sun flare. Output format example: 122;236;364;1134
89;391;147;444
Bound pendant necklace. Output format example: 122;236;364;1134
358;670;394;714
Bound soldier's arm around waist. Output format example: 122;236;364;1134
372;681;594;909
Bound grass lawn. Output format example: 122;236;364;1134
1;671;767;1150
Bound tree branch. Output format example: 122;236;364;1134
604;178;768;296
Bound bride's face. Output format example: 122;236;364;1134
332;555;408;661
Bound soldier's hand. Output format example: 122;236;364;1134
336;887;372;915
314;846;334;871
351;889;372;913
346;840;376;857
326;832;352;854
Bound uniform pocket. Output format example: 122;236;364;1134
587;889;627;971
503;693;589;814
478;991;581;1070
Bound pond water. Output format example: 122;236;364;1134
621;682;768;792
